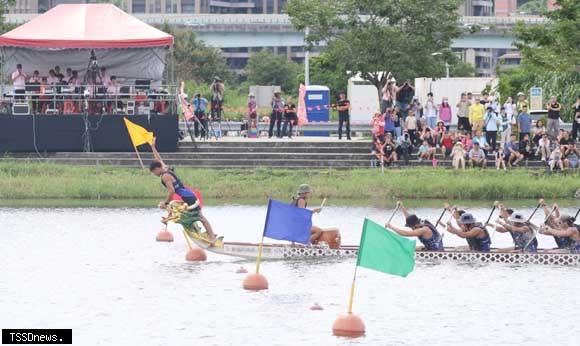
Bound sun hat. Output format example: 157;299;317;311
297;184;312;194
459;213;476;225
509;212;526;224
248;93;255;97
517;92;524;96
405;215;421;227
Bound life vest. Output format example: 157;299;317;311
470;223;491;252
292;195;307;208
570;225;580;254
418;221;444;251
162;171;203;207
554;235;571;249
510;224;537;252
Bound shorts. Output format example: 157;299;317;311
569;159;579;168
182;195;200;208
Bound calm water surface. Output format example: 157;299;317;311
1;205;579;346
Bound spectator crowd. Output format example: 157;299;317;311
371;82;580;171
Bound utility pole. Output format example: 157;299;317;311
304;28;310;86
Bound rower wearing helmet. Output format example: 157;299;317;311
541;215;580;254
292;184;324;244
386;201;444;251
446;213;491;252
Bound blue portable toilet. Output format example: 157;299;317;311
304;85;330;137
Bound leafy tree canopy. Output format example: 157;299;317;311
244;49;301;93
286;0;463;93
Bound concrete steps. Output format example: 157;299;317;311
0;139;562;169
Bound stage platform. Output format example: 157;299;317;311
0;114;179;152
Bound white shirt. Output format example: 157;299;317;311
11;70;26;90
425;100;437;117
504;102;515;116
47;76;59;85
100;72;110;86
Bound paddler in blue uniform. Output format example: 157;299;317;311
540;215;580;253
446;213;491;252
386;201;444;251
495;212;537;252
493;204;537;252
541;202;571;249
149;139;217;243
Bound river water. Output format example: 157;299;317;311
1;205;579;346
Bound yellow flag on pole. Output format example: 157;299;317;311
123;118;154;147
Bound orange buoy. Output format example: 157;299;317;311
156;230;174;242
243;273;268;291
310;303;323;311
185;247;207;262
236;266;248;274
332;313;365;338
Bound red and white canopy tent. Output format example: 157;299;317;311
0;4;174;82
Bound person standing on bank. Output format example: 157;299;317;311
11;63;27;100
572;96;580;142
546;96;561;139
337;92;351;140
283;96;297;138
456;92;471;133
269;91;284;138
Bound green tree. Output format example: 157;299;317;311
502;0;580;120
518;0;547;15
450;61;476;77
514;0;579;73
244;49;300;93
0;0;15;33
162;25;233;84
286;0;463;96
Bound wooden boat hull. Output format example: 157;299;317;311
191;238;580;266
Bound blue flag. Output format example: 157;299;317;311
263;199;313;245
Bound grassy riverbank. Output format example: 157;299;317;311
0;162;578;205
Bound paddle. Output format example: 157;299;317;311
526;198;545;223
484;201;499;227
573;207;580;221
386;202;401;224
524;204;557;251
439;204;456;239
434;203;449;228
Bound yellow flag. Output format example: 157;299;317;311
123;118;154;147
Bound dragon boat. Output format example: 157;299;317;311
164;201;580;267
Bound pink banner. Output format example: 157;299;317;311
297;83;308;125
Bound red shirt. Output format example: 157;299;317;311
442;136;454;150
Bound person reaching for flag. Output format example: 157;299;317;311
149;138;217;244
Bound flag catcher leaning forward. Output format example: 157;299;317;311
292;184;341;248
149;138;217;243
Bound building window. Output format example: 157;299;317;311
181;0;195;13
132;0;146;13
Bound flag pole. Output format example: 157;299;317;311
133;145;145;170
347;218;367;314
347;265;359;314
255;234;265;274
255;199;273;274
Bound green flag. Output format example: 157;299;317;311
356;218;416;277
